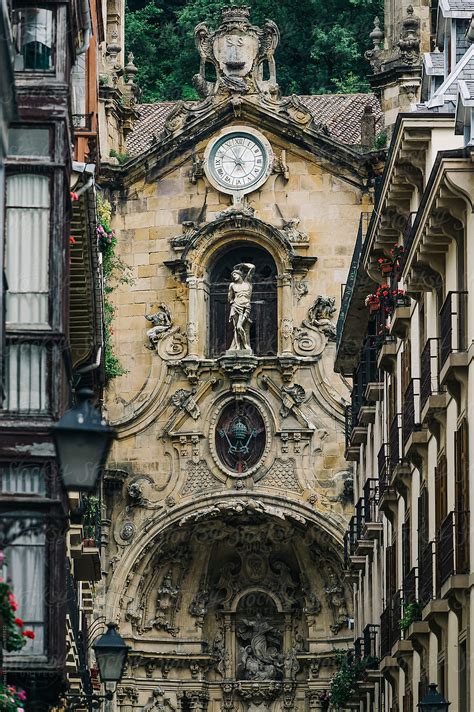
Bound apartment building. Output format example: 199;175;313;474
337;2;474;710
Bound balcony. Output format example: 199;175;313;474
439;291;468;388
402;379;429;464
378;443;397;519
377;334;397;372
380;591;402;659
438;510;470;595
418;542;435;607
420;338;446;423
72;113;93;131
389;413;402;470
363;479;383;540
66;562;93;698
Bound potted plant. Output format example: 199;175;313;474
377;256;393;275
365;293;380;313
82;495;101;547
0;683;27;711
400;602;423;632
392;288;410;308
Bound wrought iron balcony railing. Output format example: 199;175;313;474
363;478;379;523
72;113;93;130
439;291;468;369
418;541;435;606
389;413;402;470
420;338;442;412
437;510;470;586
402;378;420;446
336;211;371;350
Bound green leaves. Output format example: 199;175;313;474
125;0;383;101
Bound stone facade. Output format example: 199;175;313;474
100;7;382;710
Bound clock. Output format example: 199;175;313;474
204;126;273;197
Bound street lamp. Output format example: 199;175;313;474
93;623;130;685
65;623;130;709
52;389;116;492
418;683;450;712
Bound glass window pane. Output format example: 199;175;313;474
0;463;46;495
4;528;46;657
5;342;49;412
9;128;50;158
12;7;54;72
5;174;50;326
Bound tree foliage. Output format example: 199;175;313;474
125;0;383;102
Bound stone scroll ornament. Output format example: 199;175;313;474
293;295;337;356
144;304;188;359
193;6;280;98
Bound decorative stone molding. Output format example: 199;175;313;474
180;460;223;496
260;458;302;492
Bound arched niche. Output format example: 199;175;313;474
208;243;277;357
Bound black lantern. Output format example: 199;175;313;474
92;623;130;684
52;389;116;492
418;684;450;712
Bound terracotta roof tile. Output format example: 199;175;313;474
126;93;382;157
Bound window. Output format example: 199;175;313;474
4;173;51;412
209;245;277;357
0;462;46;495
11;6;55;72
9;127;50;159
4;528;46;656
5;173;50;326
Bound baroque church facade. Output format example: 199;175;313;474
100;7;382;710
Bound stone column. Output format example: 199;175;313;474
186;275;200;358
278;271;293;356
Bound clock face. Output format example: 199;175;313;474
205;128;273;195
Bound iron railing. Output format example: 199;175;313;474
438;511;470;586
403;566;417;605
72;113;93;130
363;624;378;663
378;443;390;497
380;606;391;658
390;413;402;470
402;378;420;446
363;479;379;523
439;291;468;368
420;338;441;411
336;212;371;350
419;541;435;606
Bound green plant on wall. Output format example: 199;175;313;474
97;193;134;383
330;650;377;709
400;602;423;632
83;495;101;540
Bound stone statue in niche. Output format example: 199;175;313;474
145;304;173;349
325;570;349;634
146;569;180;636
228;262;255;353
237;613;283;681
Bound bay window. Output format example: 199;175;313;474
11;6;55;72
4;172;51;413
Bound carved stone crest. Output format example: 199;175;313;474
193;7;280;98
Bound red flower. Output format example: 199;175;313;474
70;191;79;201
14;618;24;628
69;236;77;245
22;630;35;639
